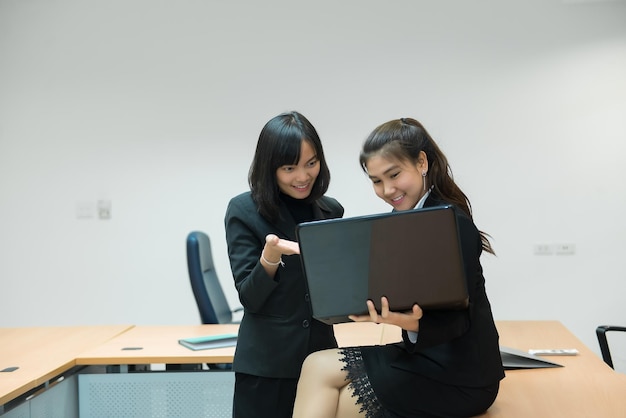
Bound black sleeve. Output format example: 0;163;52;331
402;207;479;352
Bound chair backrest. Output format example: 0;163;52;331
596;325;626;370
186;231;233;324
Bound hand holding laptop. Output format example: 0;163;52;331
348;296;423;332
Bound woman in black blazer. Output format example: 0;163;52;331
224;111;344;418
292;118;504;418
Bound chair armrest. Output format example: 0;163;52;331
596;325;626;369
231;306;244;324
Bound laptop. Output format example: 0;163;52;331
296;205;469;325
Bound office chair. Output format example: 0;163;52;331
186;230;242;325
179;231;242;372
595;325;626;369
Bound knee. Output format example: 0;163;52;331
301;350;328;376
300;349;346;386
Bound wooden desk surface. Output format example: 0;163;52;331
0;325;132;405
75;322;387;365
320;321;626;417
481;320;626;417
6;321;626;417
76;324;240;365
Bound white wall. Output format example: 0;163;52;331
1;0;625;363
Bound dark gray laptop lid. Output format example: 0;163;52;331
296;205;469;325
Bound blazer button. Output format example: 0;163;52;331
302;320;310;328
304;294;310;302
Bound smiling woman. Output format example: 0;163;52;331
364;152;428;211
223;111;344;418
275;140;321;200
292;117;503;418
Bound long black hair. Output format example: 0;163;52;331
249;111;331;223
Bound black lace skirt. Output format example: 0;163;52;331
339;345;500;418
339;347;398;418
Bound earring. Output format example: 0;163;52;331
422;171;427;192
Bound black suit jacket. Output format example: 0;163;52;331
382;195;505;388
224;191;344;378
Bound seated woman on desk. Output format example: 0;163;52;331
292;117;505;418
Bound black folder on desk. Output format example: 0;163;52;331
500;346;563;369
296;205;469;325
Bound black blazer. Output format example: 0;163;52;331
224;191;344;378
386;195;505;387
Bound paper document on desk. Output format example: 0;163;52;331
178;333;238;351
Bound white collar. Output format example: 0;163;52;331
414;186;433;209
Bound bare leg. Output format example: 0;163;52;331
336;383;365;417
293;349;366;418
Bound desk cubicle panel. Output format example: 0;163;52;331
0;402;28;418
0;375;78;418
78;371;234;418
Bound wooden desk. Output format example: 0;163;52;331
0;325;132;407
339;320;626;417
7;321;626;417
480;320;626;417
76;324;240;366
75;322;387;366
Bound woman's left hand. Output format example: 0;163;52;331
349;296;423;332
264;234;300;256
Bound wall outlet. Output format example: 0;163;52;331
555;243;576;255
97;200;112;220
533;244;554;255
